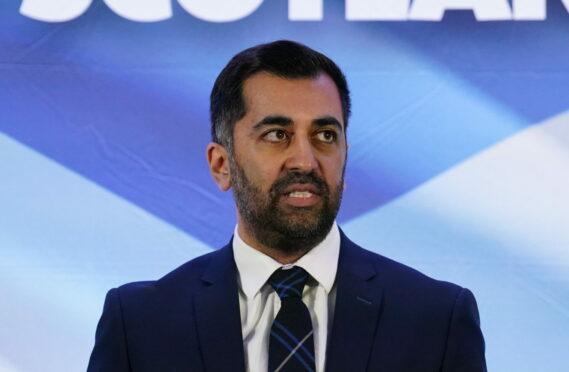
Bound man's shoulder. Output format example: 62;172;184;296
341;233;465;300
113;245;231;303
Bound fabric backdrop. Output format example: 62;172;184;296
1;1;568;371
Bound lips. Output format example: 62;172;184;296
288;191;314;198
270;172;328;207
282;183;321;196
279;183;322;208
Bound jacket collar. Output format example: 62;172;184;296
193;230;384;372
194;241;246;372
325;229;384;372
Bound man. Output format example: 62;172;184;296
88;40;486;372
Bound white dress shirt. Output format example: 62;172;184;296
233;223;340;372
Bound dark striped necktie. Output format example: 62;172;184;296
268;266;316;372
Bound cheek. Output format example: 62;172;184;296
323;154;346;180
242;161;277;190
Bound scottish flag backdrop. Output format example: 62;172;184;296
1;1;569;371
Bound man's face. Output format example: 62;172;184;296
229;72;347;253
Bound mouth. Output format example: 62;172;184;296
282;183;321;196
287;191;315;198
281;184;322;207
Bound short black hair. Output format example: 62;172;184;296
210;40;351;152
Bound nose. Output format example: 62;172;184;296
284;135;318;173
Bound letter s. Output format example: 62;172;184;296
103;0;172;22
20;0;92;22
177;0;263;22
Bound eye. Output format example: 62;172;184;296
316;130;338;143
263;129;288;143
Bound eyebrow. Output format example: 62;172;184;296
252;115;293;131
251;115;344;133
313;116;343;133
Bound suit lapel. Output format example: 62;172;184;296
326;232;384;372
194;243;246;372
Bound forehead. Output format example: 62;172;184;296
239;72;344;127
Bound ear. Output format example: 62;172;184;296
344;142;349;191
206;142;232;191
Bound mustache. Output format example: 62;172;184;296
270;171;328;196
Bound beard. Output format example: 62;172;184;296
230;156;344;255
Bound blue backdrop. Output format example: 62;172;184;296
1;1;569;371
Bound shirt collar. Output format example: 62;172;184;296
233;222;340;299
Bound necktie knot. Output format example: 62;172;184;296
269;266;309;300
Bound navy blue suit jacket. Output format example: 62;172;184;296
87;231;486;371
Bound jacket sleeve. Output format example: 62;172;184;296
441;287;487;372
87;288;131;372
